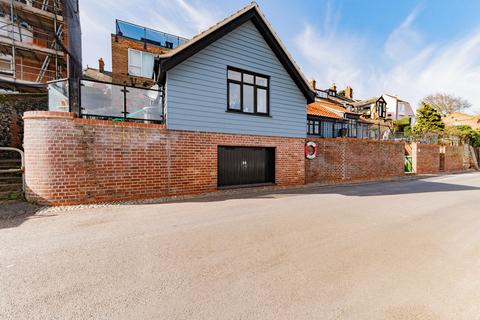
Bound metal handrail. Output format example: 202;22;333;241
0;147;25;192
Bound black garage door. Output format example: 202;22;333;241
218;146;275;187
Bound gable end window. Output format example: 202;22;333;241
376;100;386;118
128;48;155;78
227;67;269;116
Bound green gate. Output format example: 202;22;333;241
404;156;413;173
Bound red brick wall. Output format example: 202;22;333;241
411;143;466;174
305;138;405;183
23;111;305;205
412;143;440;174
444;145;464;172
111;35;171;88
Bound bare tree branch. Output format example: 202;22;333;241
422;93;472;117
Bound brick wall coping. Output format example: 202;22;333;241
74;118;167;129
23;111;76;120
307;137;404;145
23;111;167;129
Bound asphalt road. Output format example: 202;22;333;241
1;173;480;319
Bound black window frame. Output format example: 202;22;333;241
376;100;386;118
227;66;270;116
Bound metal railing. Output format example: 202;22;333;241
307;118;392;140
48;79;164;123
0;147;25;192
0;19;61;49
12;0;64;16
115;19;188;49
0;59;58;82
389;132;462;146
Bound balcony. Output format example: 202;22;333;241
48;79;164;123
115;19;188;49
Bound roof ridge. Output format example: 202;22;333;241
156;2;315;103
158;2;257;58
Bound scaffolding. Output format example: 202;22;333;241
0;0;66;92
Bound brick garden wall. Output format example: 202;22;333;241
411;143;466;174
444;145;464;172
411;143;440;174
305;138;405;183
23;111;305;205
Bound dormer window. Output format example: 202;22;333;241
328;89;336;97
376;99;386;118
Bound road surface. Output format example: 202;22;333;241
1;173;480;319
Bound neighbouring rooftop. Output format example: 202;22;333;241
115;19;188;49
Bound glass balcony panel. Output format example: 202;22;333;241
126;87;163;121
81;81;124;118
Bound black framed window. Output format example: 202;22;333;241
307;118;337;138
227;67;269;115
376;101;386;118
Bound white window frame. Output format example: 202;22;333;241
128;48;154;78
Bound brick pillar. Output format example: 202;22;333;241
23;111;85;205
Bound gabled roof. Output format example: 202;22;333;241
383;94;410;104
324;101;359;115
353;96;384;108
307;101;343;119
83;67;113;82
155;2;315;103
445;112;480;121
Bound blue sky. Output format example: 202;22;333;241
80;0;480;113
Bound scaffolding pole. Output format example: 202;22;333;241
9;0;16;90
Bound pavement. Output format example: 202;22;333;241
1;172;480;319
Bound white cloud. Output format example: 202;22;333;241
295;5;480;114
80;1;480;114
293;2;368;96
384;5;423;62
174;0;216;32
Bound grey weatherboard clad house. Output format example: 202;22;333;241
154;2;315;138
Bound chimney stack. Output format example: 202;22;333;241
345;86;353;99
309;79;317;90
329;83;337;93
98;57;105;73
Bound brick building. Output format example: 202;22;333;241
443;112;480;130
110;19;187;88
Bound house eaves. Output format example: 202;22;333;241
155;2;315;103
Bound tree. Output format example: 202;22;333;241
446;125;480;147
412;103;445;135
421;93;471;117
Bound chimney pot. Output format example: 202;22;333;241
98;57;105;73
345;86;353;99
309;79;317;90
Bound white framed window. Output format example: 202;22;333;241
128;48;155;78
